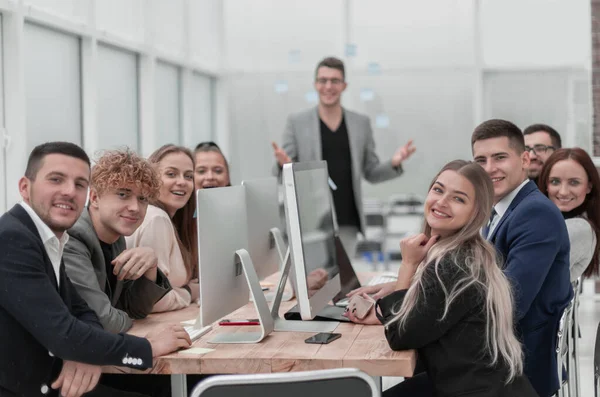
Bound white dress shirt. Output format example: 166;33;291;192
487;179;529;239
19;202;69;287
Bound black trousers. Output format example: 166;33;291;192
384;373;435;397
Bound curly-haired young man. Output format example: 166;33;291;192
64;149;172;334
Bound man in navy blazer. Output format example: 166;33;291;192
0;142;191;397
472;120;573;397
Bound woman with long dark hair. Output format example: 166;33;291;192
126;144;198;312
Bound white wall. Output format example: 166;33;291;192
222;0;592;199
0;0;221;211
481;0;591;68
0;0;592;210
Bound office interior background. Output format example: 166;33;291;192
0;0;591;212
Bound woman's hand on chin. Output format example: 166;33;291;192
399;233;440;269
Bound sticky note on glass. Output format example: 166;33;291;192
274;81;289;94
375;114;390;128
180;347;215;355
367;62;381;76
345;43;357;57
360;88;374;102
181;319;196;326
288;49;301;64
305;91;318;103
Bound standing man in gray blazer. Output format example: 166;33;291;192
272;56;416;258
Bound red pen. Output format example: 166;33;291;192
219;319;260;326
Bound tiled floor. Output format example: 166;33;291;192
353;259;600;395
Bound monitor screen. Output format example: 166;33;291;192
293;166;340;288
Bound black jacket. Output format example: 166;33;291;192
0;205;152;397
377;257;538;397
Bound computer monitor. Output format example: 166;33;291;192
241;177;283;280
282;161;341;321
197;185;274;343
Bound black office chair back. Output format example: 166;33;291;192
595;321;600;396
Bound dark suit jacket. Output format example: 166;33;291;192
378;256;537;397
489;180;573;397
64;207;171;333
0;205;152;397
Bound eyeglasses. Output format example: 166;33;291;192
195;141;221;151
315;78;344;85
525;144;555;155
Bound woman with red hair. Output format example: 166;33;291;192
538;147;600;281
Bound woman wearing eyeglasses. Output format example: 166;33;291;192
194;141;231;189
537;148;600;282
126;144;199;312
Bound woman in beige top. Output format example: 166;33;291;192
126;144;198;312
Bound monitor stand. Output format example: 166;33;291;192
261;228;293;302
269;245;338;333
207;249;275;344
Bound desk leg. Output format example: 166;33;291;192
171;374;187;397
372;376;382;394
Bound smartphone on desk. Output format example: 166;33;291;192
219;319;260;326
304;332;342;345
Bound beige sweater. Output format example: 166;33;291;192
126;205;191;312
566;216;597;282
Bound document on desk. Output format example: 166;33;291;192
180;347;215;355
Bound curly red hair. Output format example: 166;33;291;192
91;149;161;200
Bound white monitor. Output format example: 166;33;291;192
282;161;341;321
196;185;273;343
241;177;282;280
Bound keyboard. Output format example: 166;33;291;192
184;325;212;342
366;272;398;286
334;273;398;307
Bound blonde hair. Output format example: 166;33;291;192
386;160;523;382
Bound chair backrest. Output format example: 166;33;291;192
190;368;380;397
595;321;600;380
556;301;573;383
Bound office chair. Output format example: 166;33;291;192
569;278;582;397
556;300;574;397
190;368;380;397
594;320;600;397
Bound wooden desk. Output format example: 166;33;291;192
104;273;415;396
105;300;415;378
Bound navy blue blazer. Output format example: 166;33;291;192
489;180;573;397
0;205;153;397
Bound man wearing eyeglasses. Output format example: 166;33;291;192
272;57;416;259
523;124;562;183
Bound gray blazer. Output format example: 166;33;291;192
64;208;171;333
274;106;403;232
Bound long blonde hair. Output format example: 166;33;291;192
387;160;523;382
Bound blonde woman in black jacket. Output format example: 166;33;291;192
347;160;538;397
